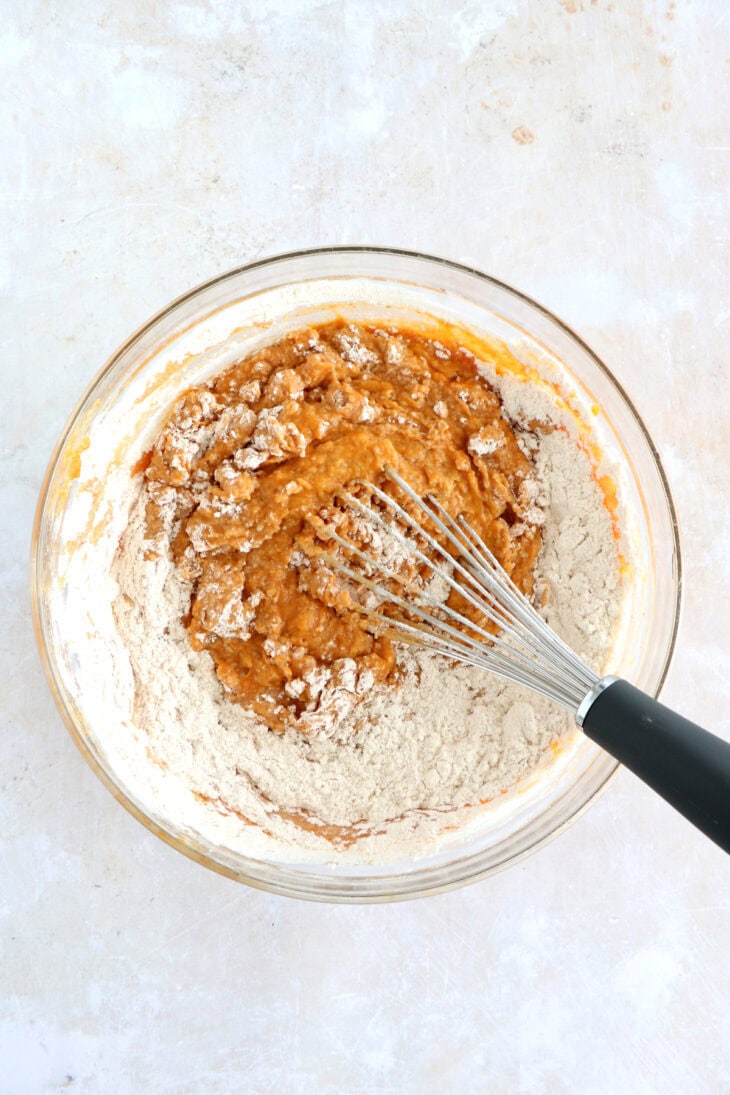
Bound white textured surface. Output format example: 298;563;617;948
3;2;730;1092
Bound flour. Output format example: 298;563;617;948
110;354;622;864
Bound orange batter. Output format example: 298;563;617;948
141;321;543;732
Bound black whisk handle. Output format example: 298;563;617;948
581;679;730;854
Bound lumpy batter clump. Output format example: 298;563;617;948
141;322;544;732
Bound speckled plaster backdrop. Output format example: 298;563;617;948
3;1;730;1092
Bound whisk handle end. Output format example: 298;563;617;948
581;679;730;855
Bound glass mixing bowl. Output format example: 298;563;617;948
31;248;681;902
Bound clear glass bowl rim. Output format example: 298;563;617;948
30;246;682;903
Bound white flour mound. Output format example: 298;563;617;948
109;354;622;865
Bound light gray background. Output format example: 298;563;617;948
3;2;730;1092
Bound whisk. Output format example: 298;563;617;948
326;468;730;855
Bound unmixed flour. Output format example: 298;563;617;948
110;355;622;863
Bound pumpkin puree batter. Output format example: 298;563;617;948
142;321;544;733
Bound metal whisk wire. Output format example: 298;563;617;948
325;467;599;712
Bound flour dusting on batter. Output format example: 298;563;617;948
110;322;622;862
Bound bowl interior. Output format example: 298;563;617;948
32;249;681;901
